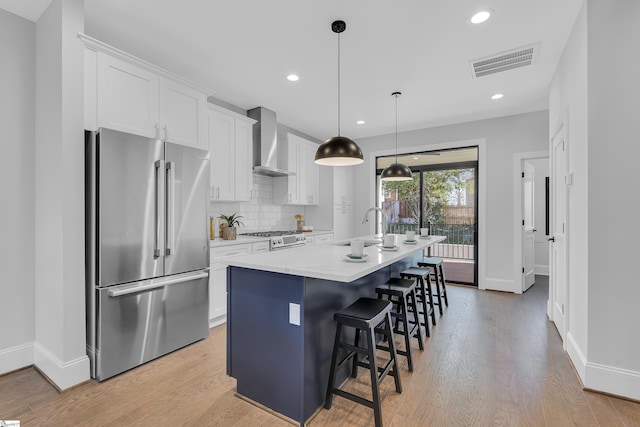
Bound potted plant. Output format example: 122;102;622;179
218;212;244;240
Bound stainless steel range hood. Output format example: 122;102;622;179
247;107;291;177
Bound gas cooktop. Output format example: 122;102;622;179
240;230;299;237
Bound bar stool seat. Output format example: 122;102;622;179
400;267;437;336
325;297;402;427
375;278;424;372
418;257;449;315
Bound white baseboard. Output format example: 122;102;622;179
585;361;640;401
534;264;549;275
209;315;227;329
481;277;516;293
566;331;640;401
566;332;587;381
34;342;90;390
0;342;34;374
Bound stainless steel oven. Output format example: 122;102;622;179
239;231;307;250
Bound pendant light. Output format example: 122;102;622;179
381;92;413;181
314;20;364;166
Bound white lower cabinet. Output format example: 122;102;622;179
209;243;253;327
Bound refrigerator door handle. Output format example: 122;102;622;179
154;160;165;258
166;161;176;256
107;270;209;297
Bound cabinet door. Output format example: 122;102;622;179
209;263;227;324
334;167;354;206
307;142;320;205
234;119;254;202
97;53;158;138
287;139;300;204
208;109;235;201
159;78;206;149
334;204;354;242
298;141;309;205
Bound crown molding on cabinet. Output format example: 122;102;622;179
77;32;214;96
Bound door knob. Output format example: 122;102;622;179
547;236;555;242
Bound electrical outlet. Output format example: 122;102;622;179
289;303;300;326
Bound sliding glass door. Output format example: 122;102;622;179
377;147;478;285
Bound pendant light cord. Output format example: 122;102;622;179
337;31;341;136
395;92;399;163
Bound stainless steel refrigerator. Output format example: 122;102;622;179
85;128;210;381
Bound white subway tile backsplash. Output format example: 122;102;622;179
210;175;300;232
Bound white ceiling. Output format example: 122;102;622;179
2;0;583;142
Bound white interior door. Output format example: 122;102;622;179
550;131;568;340
523;161;536;291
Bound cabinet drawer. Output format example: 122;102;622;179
315;234;334;244
252;241;269;253
211;243;252;263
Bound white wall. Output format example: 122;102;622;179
549;0;589;381
0;9;36;373
550;0;640;401
34;0;89;389
586;0;640;399
353;111;549;292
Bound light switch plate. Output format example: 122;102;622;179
289;303;300;326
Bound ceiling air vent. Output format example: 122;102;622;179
470;43;540;78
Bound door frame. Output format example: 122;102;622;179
513;151;549;294
368;137;487;289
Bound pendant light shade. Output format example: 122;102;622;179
380;162;414;181
381;92;413;181
314;20;364;166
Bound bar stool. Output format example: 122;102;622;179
418;257;449;315
324;297;402;427
375;278;424;372
400;267;437;337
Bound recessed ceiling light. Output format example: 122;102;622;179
470;10;491;24
287;74;299;82
413;156;419;160
356;120;365;125
491;93;504;100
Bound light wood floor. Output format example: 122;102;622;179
2;277;640;426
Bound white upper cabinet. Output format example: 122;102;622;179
82;35;209;150
274;133;319;205
208;104;256;202
158;78;207;149
234;118;254;202
97;53;159;138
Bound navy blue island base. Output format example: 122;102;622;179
226;251;421;425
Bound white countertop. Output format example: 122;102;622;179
209;230;333;248
226;234;446;283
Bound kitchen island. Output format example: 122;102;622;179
225;235;445;425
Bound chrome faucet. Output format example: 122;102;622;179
361;207;388;236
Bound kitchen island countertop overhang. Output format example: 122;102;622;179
225;234;446;282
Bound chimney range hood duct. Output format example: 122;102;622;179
247;107;290;177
